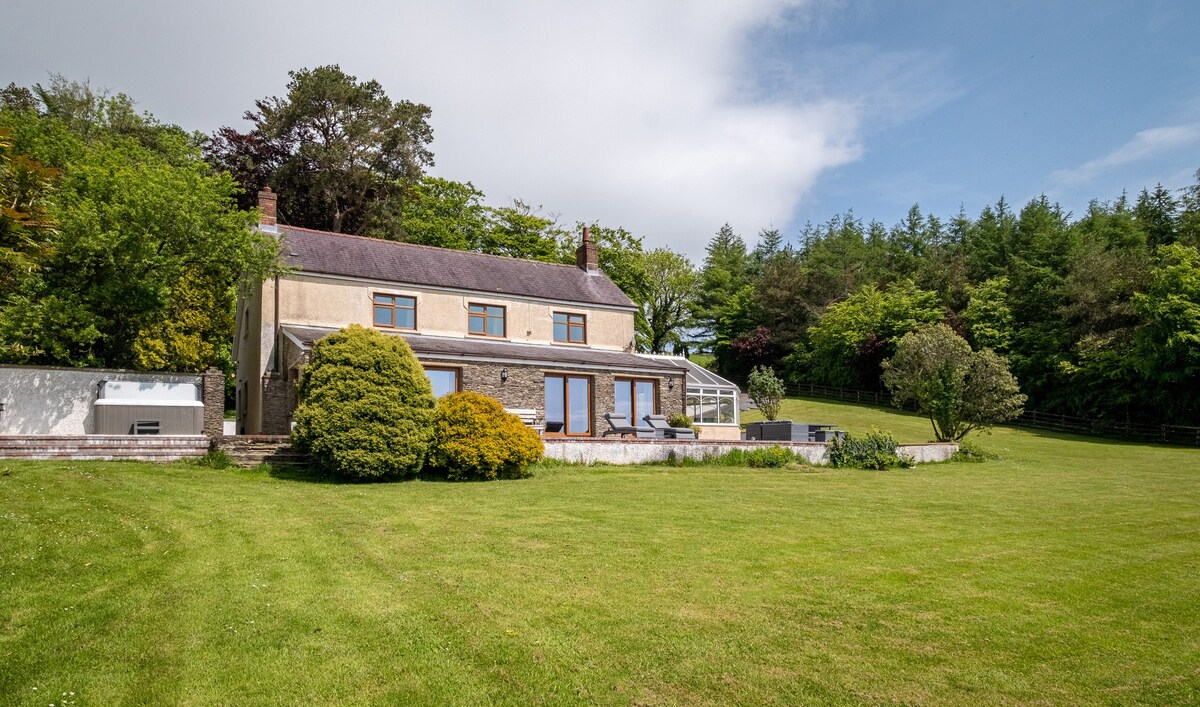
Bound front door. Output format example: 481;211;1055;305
545;374;592;436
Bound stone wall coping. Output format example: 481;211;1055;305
543;438;953;448
0;434;206;440
218;435;292;442
0;363;203;377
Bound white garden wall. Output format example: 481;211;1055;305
0;365;202;435
543;438;958;466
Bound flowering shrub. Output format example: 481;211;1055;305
429;391;543;481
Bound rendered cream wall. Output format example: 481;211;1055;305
276;274;636;350
235;279;268;434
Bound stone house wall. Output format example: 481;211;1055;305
260;354;686;437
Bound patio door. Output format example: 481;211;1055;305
614;378;657;428
545;375;592;436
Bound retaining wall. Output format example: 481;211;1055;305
0;434;956;467
0;435;210;462
542;438;958;465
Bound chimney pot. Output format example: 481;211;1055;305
576;226;599;274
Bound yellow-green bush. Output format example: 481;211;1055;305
291;325;435;480
429;391;543;480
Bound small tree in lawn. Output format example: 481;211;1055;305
292;325;435;480
882;323;1025;441
747;365;785;421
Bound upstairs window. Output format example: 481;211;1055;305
374;294;416;330
468;303;506;337
553;312;586;344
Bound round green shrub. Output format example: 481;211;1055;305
291;325;435;480
429;391;544;481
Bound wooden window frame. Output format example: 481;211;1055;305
614;377;658;428
552;312;587;344
544;373;593;437
468;303;507;338
373;293;417;331
424;366;462;397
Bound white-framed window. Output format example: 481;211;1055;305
686;388;737;425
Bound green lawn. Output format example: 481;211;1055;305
2;399;1199;705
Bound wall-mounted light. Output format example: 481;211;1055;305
667;378;674;391
500;368;509;383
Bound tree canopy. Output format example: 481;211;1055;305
0;78;278;370
205;65;434;235
882;324;1026;441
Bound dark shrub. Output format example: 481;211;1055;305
827;430;913;470
291;325;435;480
429;391;544;481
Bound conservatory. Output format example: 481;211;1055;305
636;354;743;441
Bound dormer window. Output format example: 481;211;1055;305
553;312;586;344
468;303;506;337
374;294;416;330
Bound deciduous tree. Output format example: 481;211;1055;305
637;247;696;353
747;365;785;421
882;324;1025;441
206;65;434;235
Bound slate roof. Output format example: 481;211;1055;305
278;226;636;309
635;354;742;391
281;325;681;374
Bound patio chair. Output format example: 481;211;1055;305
642;414;697;440
603;413;656;438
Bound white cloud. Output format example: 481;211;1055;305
1049;123;1200;186
2;0;866;257
377;1;864;256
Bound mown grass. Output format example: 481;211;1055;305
2;399;1198;705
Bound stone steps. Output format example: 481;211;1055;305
213;435;310;468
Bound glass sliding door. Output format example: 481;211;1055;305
634;380;656;427
545;374;592;436
567;377;590;435
614;378;658;428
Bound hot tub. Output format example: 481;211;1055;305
93;381;204;435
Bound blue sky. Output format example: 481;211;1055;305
761;1;1200;237
3;1;1198;258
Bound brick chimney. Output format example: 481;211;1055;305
576;226;599;274
257;187;278;232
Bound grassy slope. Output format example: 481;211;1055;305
1;399;1198;705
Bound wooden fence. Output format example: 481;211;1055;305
787;383;1200;447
